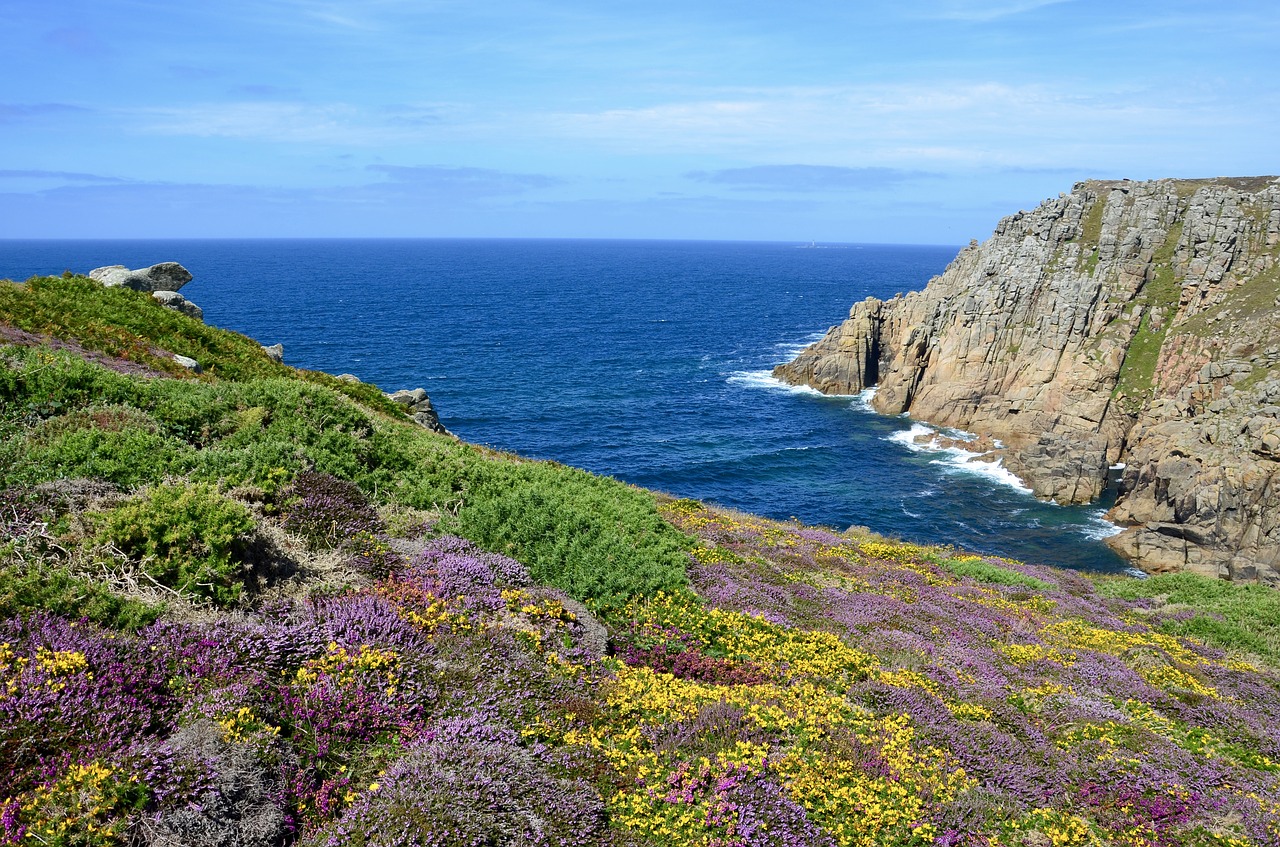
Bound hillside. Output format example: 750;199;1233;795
2;272;1279;846
775;177;1280;585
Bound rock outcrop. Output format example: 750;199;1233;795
90;262;192;292
775;177;1280;584
387;388;450;435
90;262;205;321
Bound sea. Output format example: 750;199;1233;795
1;238;1129;573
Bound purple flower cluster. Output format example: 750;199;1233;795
0;537;604;844
661;504;1280;844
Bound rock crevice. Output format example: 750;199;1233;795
775;177;1280;583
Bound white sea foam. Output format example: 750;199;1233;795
886;422;1034;495
727;369;830;396
850;387;878;411
886;423;936;451
727;369;859;398
1079;509;1125;541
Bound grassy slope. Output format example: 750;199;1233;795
2;274;1278;847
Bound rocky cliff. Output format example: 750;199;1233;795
775;177;1280;584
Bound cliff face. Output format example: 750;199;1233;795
775;177;1280;584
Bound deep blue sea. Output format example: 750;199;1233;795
2;239;1128;573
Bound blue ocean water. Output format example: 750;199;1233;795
2;239;1127;572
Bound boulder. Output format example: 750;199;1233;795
173;354;202;373
388;387;450;435
90;262;192;292
262;344;284;363
152;290;204;321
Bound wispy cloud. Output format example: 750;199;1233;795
0;103;91;123
140;101;392;144
0;169;127;183
137;100;453;144
686;165;935;192
367;164;562;196
920;0;1075;22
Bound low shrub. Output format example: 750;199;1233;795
95;482;257;606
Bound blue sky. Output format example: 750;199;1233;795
1;0;1276;242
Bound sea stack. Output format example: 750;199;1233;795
775;176;1280;584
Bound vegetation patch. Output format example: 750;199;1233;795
1098;571;1280;666
1112;221;1185;407
94;481;258;606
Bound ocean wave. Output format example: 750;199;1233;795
886;422;1033;495
850;387;878;412
727;369;853;397
1079;509;1124;541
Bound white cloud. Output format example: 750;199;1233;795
918;0;1076;22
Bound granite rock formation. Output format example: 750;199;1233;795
90;262;205;321
387;387;450;435
775;177;1280;584
90;262;193;292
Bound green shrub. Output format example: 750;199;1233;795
6;408;188;489
0;561;161;630
95;482;257;606
448;462;692;610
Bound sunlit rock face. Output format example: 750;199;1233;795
776;177;1280;583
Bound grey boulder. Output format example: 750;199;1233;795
90;262;193;292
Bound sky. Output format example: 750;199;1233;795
1;0;1276;243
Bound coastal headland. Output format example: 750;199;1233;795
776;177;1280;584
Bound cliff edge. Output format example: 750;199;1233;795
775;176;1280;584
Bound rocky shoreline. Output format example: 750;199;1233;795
775;177;1280;585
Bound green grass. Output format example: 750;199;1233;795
1112;222;1184;406
0;275;410;419
1098;572;1280;667
1074;193;1107;275
936;556;1053;591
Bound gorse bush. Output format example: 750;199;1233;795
448;461;692;610
96;482;257;606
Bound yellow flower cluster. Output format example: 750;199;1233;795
0;641;28;698
946;701;993;721
398;597;471;634
19;761;132;842
294;642;400;694
1022;808;1099;846
625;593;877;682
217;705;281;742
501;588;577;623
689;545;741;565
1038;618;1221;697
999;642;1077;667
775;714;971;847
